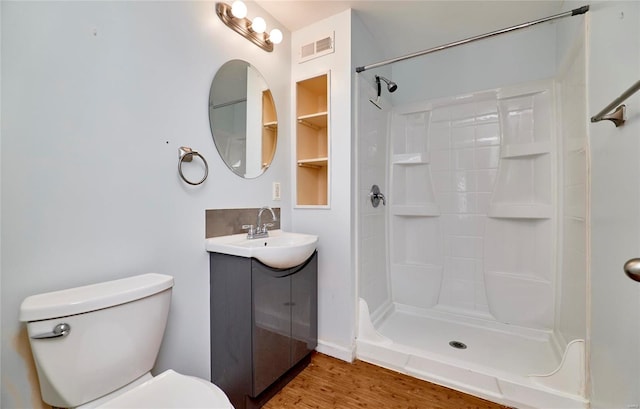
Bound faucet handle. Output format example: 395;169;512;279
242;224;255;235
260;223;274;233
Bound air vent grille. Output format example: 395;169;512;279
301;43;315;59
298;32;335;63
316;36;332;53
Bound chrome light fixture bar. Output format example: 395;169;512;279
216;1;282;52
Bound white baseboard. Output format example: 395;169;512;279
316;339;356;362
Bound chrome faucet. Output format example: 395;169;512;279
243;206;278;239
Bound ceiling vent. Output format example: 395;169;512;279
298;32;334;63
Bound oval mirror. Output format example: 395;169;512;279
209;60;277;178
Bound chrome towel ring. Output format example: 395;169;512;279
178;146;208;186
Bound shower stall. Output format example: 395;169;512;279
355;10;589;409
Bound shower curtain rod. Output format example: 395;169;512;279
355;5;590;73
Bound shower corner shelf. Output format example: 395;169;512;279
391;204;440;217
488;203;552;219
392;152;429;164
501;142;552;159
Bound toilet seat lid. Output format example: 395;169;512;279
98;370;234;409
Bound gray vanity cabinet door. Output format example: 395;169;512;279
291;252;318;365
250;263;292;397
211;251;318;408
210;253;253;409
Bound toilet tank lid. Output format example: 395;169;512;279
19;273;174;322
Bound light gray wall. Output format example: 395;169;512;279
390;23;557;105
587;2;640;407
290;9;355;361
0;2;290;407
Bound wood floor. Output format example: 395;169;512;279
263;353;510;409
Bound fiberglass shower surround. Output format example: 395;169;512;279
387;83;555;324
356;78;587;409
354;6;591;409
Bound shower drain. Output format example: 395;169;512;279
449;340;467;349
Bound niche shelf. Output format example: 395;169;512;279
298;112;328;130
296;73;329;207
262;90;277;168
297;157;329;167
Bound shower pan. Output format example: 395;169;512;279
355;57;589;407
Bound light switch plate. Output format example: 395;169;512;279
273;182;281;200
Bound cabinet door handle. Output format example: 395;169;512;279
624;258;640;282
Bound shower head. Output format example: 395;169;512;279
377;75;398;93
369;75;397;109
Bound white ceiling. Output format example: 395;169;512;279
255;0;566;59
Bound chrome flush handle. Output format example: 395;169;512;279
31;323;71;340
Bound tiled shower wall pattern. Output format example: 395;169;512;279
390;82;555;328
430;99;501;315
389;98;501;316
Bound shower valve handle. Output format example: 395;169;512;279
369;185;386;208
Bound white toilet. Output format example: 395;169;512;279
19;273;234;408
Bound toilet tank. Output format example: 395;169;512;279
19;273;174;408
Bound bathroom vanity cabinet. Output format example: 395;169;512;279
210;251;318;409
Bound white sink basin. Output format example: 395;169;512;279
205;229;318;269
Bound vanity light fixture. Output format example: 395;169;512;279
216;1;283;52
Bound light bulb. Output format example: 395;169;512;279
269;28;283;44
251;16;266;34
230;1;247;18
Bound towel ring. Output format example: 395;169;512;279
178;147;208;186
